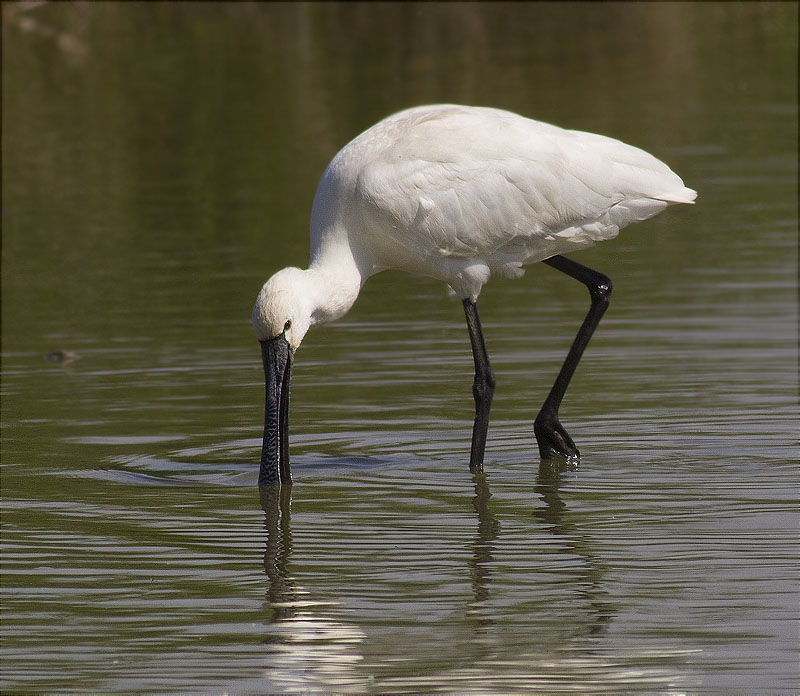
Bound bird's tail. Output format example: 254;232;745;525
658;186;697;205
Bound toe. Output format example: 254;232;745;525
534;417;580;460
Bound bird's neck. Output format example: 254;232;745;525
306;242;365;326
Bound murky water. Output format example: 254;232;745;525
2;3;797;694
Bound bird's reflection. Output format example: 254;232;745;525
533;457;614;638
468;470;500;607
466;456;613;640
259;482;368;692
258;456;613;688
533;457;573;529
260;483;295;622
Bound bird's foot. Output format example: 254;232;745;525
534;413;580;461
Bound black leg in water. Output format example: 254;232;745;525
463;298;496;472
535;254;612;460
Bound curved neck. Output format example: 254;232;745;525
307;244;365;326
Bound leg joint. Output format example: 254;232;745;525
592;274;614;301
589;274;613;304
543;255;612;304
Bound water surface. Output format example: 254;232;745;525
2;3;797;694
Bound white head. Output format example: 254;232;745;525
252;267;314;350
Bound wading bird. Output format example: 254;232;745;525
253;104;696;486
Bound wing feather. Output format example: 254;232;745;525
350;105;693;273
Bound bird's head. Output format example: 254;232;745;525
253;266;318;487
252;266;313;350
252;261;360;486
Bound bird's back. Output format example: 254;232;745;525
311;105;696;294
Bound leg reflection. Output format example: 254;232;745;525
534;459;613;637
533;458;571;530
469;471;501;607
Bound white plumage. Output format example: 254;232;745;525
340;105;693;283
253;104;696;484
255;104;695;346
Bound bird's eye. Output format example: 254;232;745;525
284;320;292;332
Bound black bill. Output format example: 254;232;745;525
259;333;294;486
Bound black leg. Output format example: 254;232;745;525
463;298;496;472
535;255;612;460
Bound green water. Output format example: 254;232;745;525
2;3;797;693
